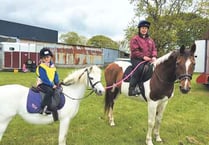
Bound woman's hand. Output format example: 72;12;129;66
151;57;157;62
143;56;152;61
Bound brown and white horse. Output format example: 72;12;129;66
104;44;196;145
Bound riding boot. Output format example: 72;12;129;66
128;86;138;96
52;110;59;121
128;77;140;96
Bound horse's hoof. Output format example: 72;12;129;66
156;136;162;142
146;139;154;145
110;122;115;126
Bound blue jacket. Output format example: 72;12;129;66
36;62;59;87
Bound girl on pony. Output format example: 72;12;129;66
36;48;59;114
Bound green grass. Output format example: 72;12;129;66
0;69;209;145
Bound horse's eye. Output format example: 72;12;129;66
176;62;179;66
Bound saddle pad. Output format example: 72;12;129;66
26;89;65;113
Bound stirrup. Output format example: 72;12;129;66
42;106;51;115
128;89;140;96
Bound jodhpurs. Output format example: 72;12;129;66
38;84;55;109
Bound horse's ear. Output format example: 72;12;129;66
180;45;185;54
88;66;93;72
191;43;196;53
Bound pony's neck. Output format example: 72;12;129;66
62;83;86;100
155;54;177;83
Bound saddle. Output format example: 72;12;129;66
123;62;153;100
123;62;153;83
26;87;65;121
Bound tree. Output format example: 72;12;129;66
87;35;119;49
125;0;209;56
59;32;87;45
175;13;209;46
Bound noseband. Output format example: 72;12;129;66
177;73;192;81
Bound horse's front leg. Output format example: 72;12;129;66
108;107;115;126
0;115;13;141
146;101;158;145
58;118;71;145
154;100;168;142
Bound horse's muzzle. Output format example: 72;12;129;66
96;90;104;96
94;86;105;96
179;86;191;94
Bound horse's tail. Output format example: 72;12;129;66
104;63;123;114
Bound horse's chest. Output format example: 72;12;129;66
150;84;174;101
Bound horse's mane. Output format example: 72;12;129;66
63;65;101;85
153;51;176;67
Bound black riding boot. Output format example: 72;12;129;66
128;77;140;96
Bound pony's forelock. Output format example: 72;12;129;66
90;65;101;75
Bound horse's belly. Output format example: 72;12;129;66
121;82;129;96
121;82;146;101
0;85;29;116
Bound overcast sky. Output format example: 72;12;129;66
0;0;136;41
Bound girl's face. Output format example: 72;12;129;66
139;27;148;35
42;55;51;63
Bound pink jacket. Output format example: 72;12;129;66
130;35;157;59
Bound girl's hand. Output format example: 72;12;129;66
53;85;57;89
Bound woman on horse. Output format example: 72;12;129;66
128;20;157;96
36;48;59;114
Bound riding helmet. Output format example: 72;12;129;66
40;48;53;58
138;20;151;29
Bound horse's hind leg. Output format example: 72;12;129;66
108;106;115;126
105;89;115;126
154;100;168;142
0;116;13;141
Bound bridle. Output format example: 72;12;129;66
154;56;193;84
61;68;101;100
177;73;192;81
84;68;101;92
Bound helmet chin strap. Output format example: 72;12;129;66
139;32;149;38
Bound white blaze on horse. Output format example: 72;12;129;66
104;44;196;145
0;65;105;145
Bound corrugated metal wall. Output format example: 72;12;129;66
103;48;119;65
0;42;106;69
51;44;103;66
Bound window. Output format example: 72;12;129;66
9;47;15;51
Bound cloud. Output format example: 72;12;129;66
0;0;134;41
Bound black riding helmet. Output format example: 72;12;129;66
40;48;53;59
137;20;151;29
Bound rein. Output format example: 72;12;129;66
61;68;101;100
105;60;147;89
62;90;94;100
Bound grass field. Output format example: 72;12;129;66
0;68;209;145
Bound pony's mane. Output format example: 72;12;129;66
153;51;174;66
63;65;101;85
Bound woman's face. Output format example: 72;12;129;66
139;27;148;35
